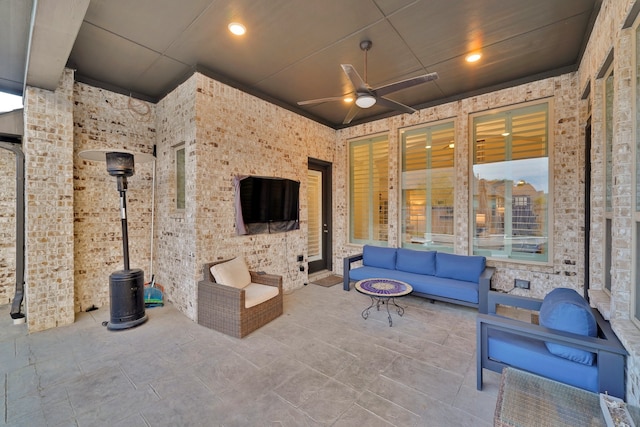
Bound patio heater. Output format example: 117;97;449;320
104;152;147;330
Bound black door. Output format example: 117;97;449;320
308;158;332;273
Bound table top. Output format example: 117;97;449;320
355;278;412;297
495;367;640;427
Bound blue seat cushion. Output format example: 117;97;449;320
362;245;397;270
395;248;436;275
539;288;597;365
348;267;478;304
488;328;598;393
435;252;486;283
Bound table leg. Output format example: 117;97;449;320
390;298;405;317
385;297;393;326
362;296;406;327
361;296;376;320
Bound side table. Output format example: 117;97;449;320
495;367;640;426
354;278;412;326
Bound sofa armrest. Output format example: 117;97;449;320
477;267;495;314
477;313;627;354
486;290;543;314
250;271;283;289
343;253;364;291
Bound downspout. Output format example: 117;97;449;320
22;0;38;97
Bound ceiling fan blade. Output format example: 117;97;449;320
341;64;369;92
375;96;416;114
374;72;439;97
297;96;345;106
343;104;360;124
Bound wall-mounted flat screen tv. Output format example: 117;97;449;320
234;175;300;234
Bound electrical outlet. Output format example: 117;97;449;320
297;255;304;262
514;279;530;289
299;265;305;272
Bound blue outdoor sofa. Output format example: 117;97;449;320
477;288;628;399
343;245;494;313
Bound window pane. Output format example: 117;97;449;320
401;122;455;252
307;169;322;262
176;146;185;210
472;103;549;262
349;136;388;244
606;69;614;212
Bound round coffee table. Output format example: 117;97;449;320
355;278;413;326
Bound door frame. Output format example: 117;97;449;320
308;158;332;273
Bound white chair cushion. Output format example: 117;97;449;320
244;283;279;308
210;257;251;289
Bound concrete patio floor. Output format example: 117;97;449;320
0;281;501;426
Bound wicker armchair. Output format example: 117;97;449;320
197;260;283;338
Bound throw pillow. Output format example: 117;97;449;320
539;288;597;365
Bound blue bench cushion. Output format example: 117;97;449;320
362;245;397;270
349;267;478;304
539;288;597;365
435;252;486;283
395;248;436;275
488;328;598;393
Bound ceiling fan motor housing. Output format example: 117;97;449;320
360;40;372;51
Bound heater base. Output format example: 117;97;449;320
107;314;148;331
108;268;147;331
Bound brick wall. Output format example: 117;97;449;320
73;82;156;312
23;69;76;331
153;73;336;321
0;147;16;304
576;0;640;405
336;74;584;298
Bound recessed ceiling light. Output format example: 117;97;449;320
465;52;482;63
228;22;246;36
449;143;455;149
425;145;432;149
502;132;510;136
344;96;354;103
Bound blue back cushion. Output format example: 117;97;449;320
395;248;436;275
362;245;397;270
435;253;486;283
539;288;597;365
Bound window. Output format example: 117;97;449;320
472;102;551;263
400;121;455;252
635;25;640;325
175;144;185;210
604;63;614;294
349;135;389;245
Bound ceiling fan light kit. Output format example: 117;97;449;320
297;39;438;124
355;94;376;108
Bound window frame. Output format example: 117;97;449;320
399;119;456;253
603;61;614;295
347;133;389;246
469;99;554;265
174;143;186;212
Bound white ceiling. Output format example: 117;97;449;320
0;0;601;128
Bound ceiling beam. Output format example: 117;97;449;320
25;0;90;91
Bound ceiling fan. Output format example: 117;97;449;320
297;40;438;124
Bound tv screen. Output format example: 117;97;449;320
239;176;300;224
